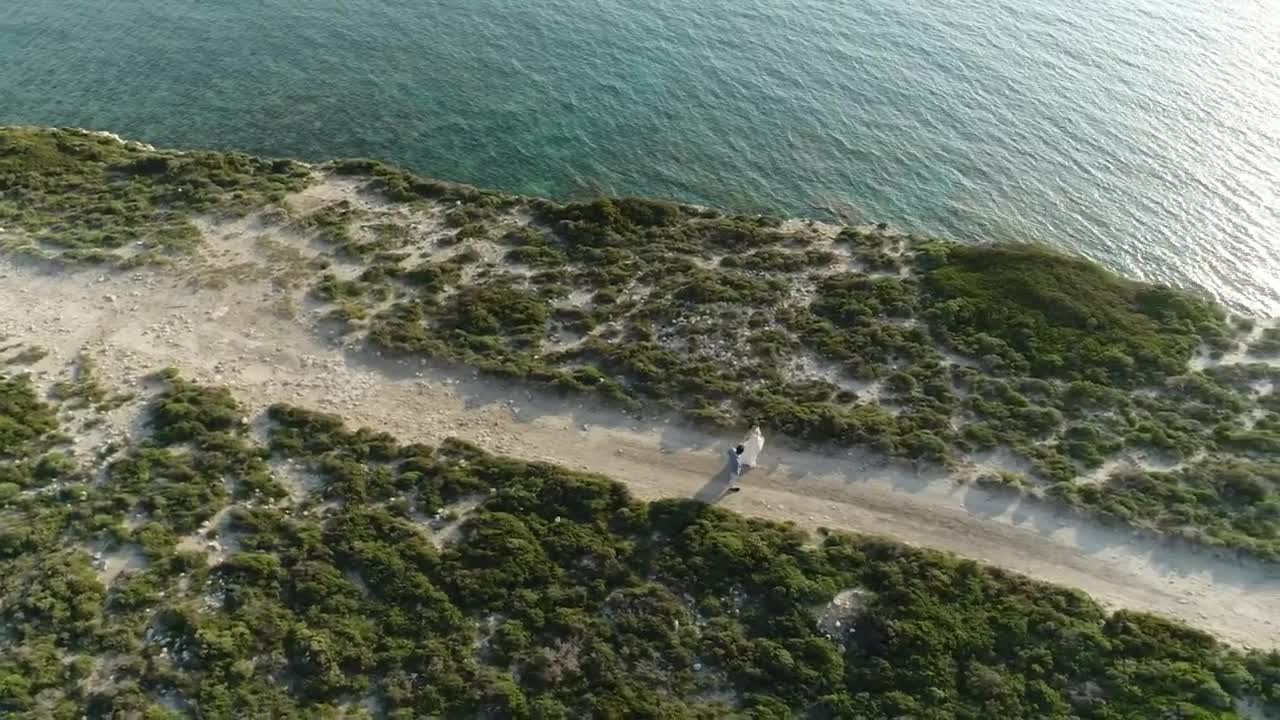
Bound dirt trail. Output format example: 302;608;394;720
2;217;1279;650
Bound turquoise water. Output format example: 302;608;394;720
2;0;1278;312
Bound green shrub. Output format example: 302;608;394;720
0;128;310;256
1;375;1277;717
922;244;1226;385
0;373;60;458
1249;328;1280;357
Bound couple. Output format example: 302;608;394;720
726;426;765;493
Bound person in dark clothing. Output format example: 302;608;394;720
727;444;746;492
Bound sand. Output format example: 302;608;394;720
2;185;1278;650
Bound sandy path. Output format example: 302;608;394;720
2;235;1279;651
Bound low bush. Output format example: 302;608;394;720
0;128;310;258
921;244;1228;385
0;376;1277;717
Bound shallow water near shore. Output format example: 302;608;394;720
2;0;1277;312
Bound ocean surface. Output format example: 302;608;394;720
1;0;1277;313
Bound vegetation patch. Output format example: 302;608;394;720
2;346;49;366
5;130;1279;562
0;128;311;261
282;178;1273;558
1052;458;1280;560
1249;328;1280;357
2;377;1277;718
49;353;133;412
0;372;61;459
920;244;1230;385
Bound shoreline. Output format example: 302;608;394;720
7;126;1280;648
17;124;1253;317
3;251;1279;650
3;126;1280;715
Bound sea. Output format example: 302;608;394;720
1;0;1277;313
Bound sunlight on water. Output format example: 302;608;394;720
1;0;1277;312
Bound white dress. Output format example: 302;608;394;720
739;426;765;468
728;426;765;487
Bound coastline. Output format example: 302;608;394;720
2;126;1280;716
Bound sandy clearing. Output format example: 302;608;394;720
2;217;1279;651
88;543;148;587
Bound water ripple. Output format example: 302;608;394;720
1;0;1277;312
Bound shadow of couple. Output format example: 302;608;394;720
692;450;746;503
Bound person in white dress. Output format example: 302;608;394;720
727;426;764;492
